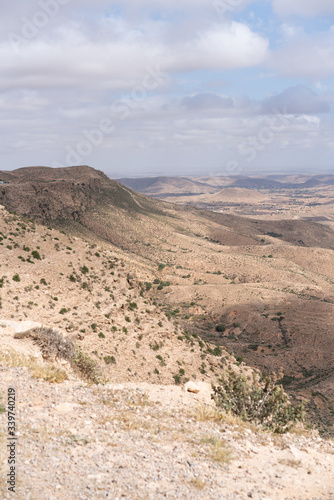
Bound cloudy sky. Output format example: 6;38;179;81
1;0;334;177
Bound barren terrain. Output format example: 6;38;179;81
0;166;334;498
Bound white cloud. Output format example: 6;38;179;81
279;23;304;39
0;20;268;92
261;86;331;114
273;0;334;17
166;23;268;72
269;31;334;79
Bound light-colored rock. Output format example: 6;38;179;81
55;402;80;414
184;381;200;394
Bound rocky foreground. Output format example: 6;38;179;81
1;364;333;500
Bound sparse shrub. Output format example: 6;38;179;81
150;342;160;351
69;275;76;282
122;327;128;333
14;327;75;361
154;368;159;375
212;371;305;433
91;323;97;332
128;302;137;311
215;324;225;333
153;278;160;285
59;308;68;315
80;265;89;274
158;263;166;271
145;282;152;291
104;356;116;365
12;274;20;282
207;346;223;356
72;348;102;384
40;278;47;285
173;374;181;385
31;250;41;260
125;316;131;323
98;332;105;339
23;245;30;252
157;284;163;290
199;363;206;374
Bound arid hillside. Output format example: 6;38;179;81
0;204;238;386
1;165;334;435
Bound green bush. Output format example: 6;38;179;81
12;274;20;282
72;348;101;384
104;356;116;365
98;332;105;339
212;371;305;433
31;250;41;260
215;324;225;333
81;265;89;274
0;396;5;414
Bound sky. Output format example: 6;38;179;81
1;0;334;177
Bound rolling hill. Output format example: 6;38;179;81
1;165;334;435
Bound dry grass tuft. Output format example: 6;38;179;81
0;347;68;383
192;404;225;423
189;478;205;490
278;459;302;469
201;435;232;464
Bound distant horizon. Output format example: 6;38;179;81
1;163;334;180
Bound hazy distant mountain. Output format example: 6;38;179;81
117;176;216;195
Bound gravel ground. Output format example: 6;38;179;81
1;366;334;500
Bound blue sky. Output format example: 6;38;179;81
1;0;334;177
